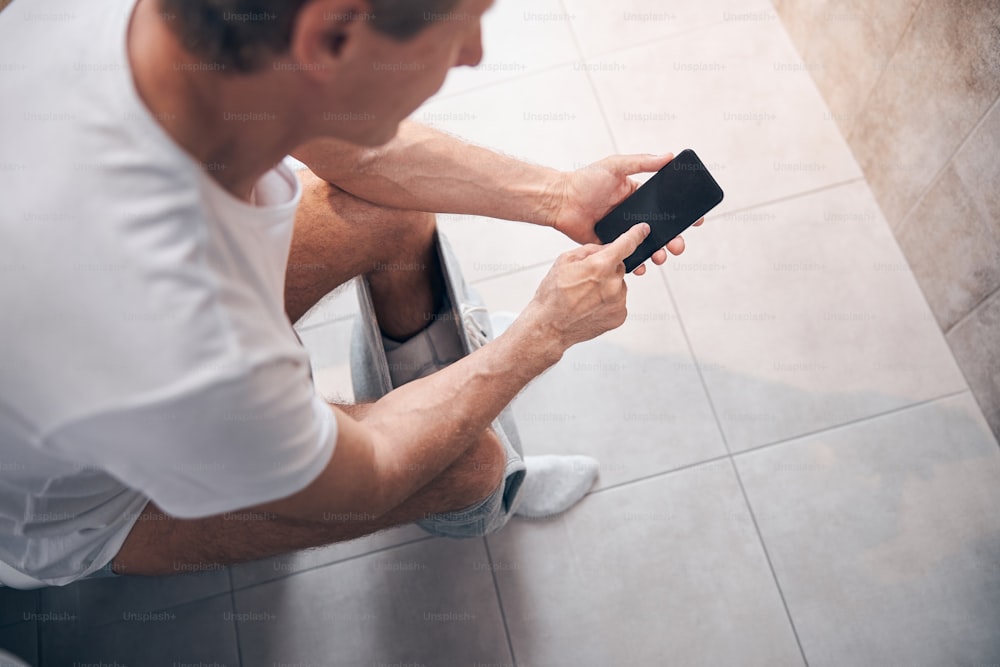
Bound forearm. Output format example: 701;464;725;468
253;307;561;523
292;121;565;226
361;302;561;512
253;222;650;523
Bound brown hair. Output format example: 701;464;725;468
159;0;462;73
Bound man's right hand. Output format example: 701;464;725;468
525;222;651;351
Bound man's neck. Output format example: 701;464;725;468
126;0;306;201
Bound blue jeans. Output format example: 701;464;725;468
415;410;526;538
350;231;526;538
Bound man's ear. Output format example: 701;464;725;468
289;0;373;79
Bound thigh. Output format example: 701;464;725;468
284;169;436;323
110;404;505;576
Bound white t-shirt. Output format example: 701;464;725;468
0;0;337;585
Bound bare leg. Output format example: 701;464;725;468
284;169;443;339
112;404;506;576
112;173;503;576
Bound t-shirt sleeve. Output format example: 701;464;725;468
43;356;337;519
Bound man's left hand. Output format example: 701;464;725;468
550;153;705;276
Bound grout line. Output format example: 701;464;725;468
664;265;810;663
726;458;810;666
430;57;583;103
711;177;865;221
895;90;1000;238
652;274;973;665
464;178;866;289
227;535;435;593
945;286;1000;337
730;388;970;460
483;537;518;667
557;0;621;157
469;258;557;286
295;312;357;332
429;15;724;104
35;617;42;667
657;263;732;455
845;0;925;146
298;179;869;309
591;388;972;499
578;20;732;63
79;590;235;632
657;265;811;663
228;568;245;667
590;452;734;496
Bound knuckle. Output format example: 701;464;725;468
555;250;578;266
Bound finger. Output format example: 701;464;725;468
650;248;668;265
665;235;686;256
563;243;605;263
603;222;651;263
576;243;605;258
693;217;705;227
633;263;647;276
601;152;674;177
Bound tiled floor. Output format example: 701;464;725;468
3;0;999;665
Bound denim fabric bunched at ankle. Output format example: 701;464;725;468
350;231;526;538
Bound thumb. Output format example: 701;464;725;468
603;152;674;177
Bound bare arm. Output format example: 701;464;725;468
253;224;652;522
294;126;700;274
292;121;566;228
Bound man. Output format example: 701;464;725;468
0;0;695;586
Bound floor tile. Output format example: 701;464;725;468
0;589;36;628
294;278;360;330
474;264;727;488
437;214;576;285
948;289;1000;443
234;538;512;667
664;180;968;451
896;165;1000;331
772;0;922;140
433;0;579;99
416;63;617;172
0;622;37;667
565;0;773;59
40;593;239;667
417;63;618;283
587;19;862;215
297;316;356;404
848;0;1000;227
39;566;230;629
229;527;430;591
488;460;803;665
734;393;1000;665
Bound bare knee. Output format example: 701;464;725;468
368;207;436;270
347;404;505;513
294;171;436;273
310;175;437;266
451;429;506;507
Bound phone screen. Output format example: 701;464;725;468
594;149;724;273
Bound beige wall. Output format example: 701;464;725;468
773;0;1000;440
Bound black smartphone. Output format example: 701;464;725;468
594;149;724;273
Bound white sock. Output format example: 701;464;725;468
514;455;600;519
